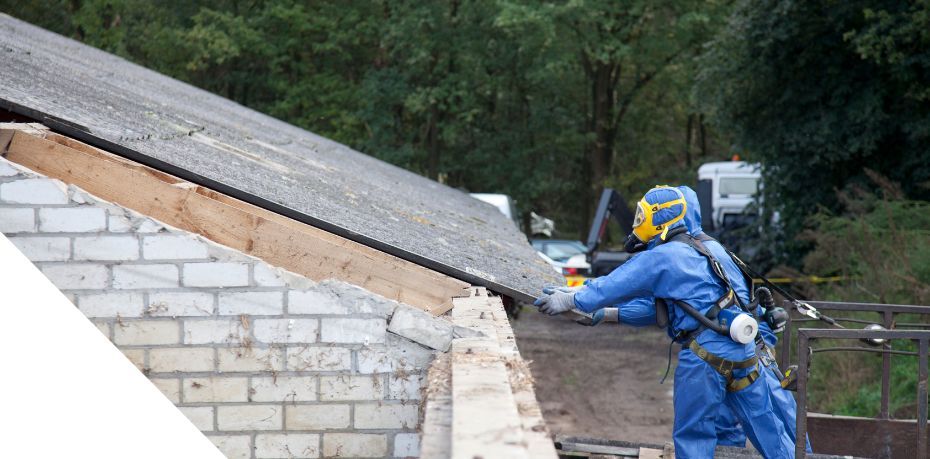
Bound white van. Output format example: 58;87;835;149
696;161;761;232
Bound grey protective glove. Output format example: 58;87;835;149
578;307;619;326
533;289;577;315
542;285;582;295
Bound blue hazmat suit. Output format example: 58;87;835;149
573;186;795;458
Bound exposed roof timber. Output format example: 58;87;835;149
2;126;468;314
0;15;563;302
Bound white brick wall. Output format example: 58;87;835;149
74;236;139;261
286;405;350;430
40;264;108;289
323;433;388;458
0;207;35;232
1;159;438;458
78;292;145;318
10;236;70;261
0;178;68;204
255;434;320;459
183;262;249;287
38;207;106;232
219;291;283;315
142;234;209;260
148;292;214;317
112;264;179;289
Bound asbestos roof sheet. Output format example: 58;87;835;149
0;14;561;301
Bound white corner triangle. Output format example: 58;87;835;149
0;233;223;458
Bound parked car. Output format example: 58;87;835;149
470;193;554;238
531;239;590;286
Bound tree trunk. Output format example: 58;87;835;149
685;114;694;167
426;105;440;180
589;61;616;200
699;113;707;157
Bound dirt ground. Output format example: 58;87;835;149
512;306;677;444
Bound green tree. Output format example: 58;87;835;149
698;0;930;259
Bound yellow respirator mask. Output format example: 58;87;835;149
631;186;687;244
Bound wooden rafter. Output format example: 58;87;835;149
1;126;468;315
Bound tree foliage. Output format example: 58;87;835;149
2;0;728;238
698;0;930;258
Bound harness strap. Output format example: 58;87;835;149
687;340;760;392
688;340;758;375
727;369;760;392
669;232;750;313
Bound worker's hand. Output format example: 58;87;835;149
591;308;619;326
533;289;576;315
542;285;582;295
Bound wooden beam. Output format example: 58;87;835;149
3;128;468;314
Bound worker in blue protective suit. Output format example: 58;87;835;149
671;186;811;452
534;185;795;459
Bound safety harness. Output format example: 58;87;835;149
658;227;762;392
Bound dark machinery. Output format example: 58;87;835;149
584;188;635;277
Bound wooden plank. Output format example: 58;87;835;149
638;447;664;459
4;129;468;314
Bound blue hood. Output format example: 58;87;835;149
679;185;703;237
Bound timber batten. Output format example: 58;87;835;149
1;125;467;314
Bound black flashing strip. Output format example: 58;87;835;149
0;98;532;303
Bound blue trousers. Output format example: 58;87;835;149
715;360;813;453
673;349;795;458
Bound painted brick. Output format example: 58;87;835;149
93;321;111;340
9;236;69;261
255;434;320;459
107;213;132;232
322;433;386;458
0;178;68;204
394;433;420;458
320;318;386;344
286;346;352;372
208;435;251;459
0;207;35;233
0;160;20;176
288;289;345;314
120;349;146;372
354;404;419;429
112;264;179;289
184;319;248;345
217;347;284;372
78;292;145;318
219;291;283;316
142;234;209;260
40;264;108;290
179;406;214;432
322;281;398;316
137;218;164;233
251;376;316;402
147;292;214;317
388;305;454;351
114;321;179;345
253;318;318;344
73;236;139;261
183;262;249;288
217;405;282;431
38;207;106;232
184;377;248;403
357;336;435;374
149;347;215;373
389;374;423;400
319;375;382;401
150;378;180;403
253;263;286;287
285;405;350;430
